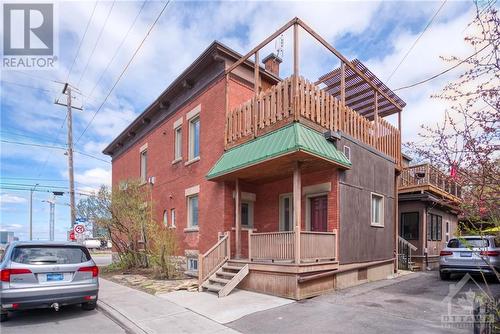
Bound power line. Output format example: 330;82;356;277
65;1;99;83
1;139;111;164
386;0;447;83
87;0;148;100
76;0;172;144
393;44;489;92
77;0;116;87
0;185;96;197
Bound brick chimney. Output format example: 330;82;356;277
262;53;282;77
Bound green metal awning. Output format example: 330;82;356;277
206;123;351;180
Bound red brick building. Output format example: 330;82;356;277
104;18;409;299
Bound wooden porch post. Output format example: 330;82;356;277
254;51;260;137
293;161;302;264
293;22;300;121
235;179;242;259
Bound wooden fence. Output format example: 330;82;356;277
225;75;401;165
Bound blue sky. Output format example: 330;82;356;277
0;0;478;241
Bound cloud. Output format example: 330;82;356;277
73;167;111;189
0;194;27;204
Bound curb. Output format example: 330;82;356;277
97;299;148;334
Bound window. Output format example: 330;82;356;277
187;258;198;271
163;210;168;227
448;238;488;248
343;145;351;161
401;212;419;240
445;221;450;242
279;194;293;231
171;209;176;228
187;195;199;228
174;126;182;161
189;116;200;160
427;214;442;241
12;246;90;264
371;193;384;227
241;201;254;228
140;149;147;183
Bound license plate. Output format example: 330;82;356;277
460;252;472;257
46;273;64;281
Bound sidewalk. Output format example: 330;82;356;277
98;278;238;334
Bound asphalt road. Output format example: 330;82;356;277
0;304;125;334
228;271;500;334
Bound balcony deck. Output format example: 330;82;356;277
399;163;462;203
225;75;402;165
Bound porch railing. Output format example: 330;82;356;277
248;230;337;263
249;231;295;262
300;231;337;262
198;232;230;284
225;75;401;165
398;236;417;271
399;163;462;200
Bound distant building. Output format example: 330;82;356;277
0;231;15;245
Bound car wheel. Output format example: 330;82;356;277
440;271;451;280
1;313;8;322
82;301;97;311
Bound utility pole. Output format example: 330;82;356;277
29;183;39;240
55;83;83;236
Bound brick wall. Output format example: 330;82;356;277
111;75;256;256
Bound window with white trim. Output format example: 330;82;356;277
279;194;293;231
371;193;384;227
140;149;147;183
189;116;200;160
171;208;176;228
174;126;182;160
241;201;254;228
187;195;199;228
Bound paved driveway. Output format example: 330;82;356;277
228;272;499;334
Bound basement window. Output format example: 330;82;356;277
187;257;198;272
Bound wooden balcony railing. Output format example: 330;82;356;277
399;164;462;201
225;75;401;165
198;232;230;284
248;230;337;263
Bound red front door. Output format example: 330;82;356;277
310;195;328;232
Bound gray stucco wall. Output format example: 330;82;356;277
338;134;396;264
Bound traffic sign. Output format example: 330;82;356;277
74;224;85;234
69;231;76;240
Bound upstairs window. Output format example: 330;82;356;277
174;126;182;161
189;116;200;160
140;149;147;183
343;145;351;161
171;208;176;228
163;210;168;227
187;194;199;228
371;193;384;227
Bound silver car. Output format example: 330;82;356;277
439;235;499;280
0;241;99;322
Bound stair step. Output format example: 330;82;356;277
216;270;237;277
223;265;243;271
202;283;223;292
209;276;230;284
